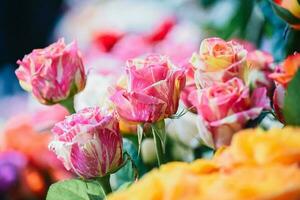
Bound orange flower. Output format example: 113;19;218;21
275;0;300;18
269;53;300;87
1;113;70;180
23;168;46;195
272;0;300;30
269;53;300;122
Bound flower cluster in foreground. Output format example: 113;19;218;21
108;127;300;200
13;33;300;199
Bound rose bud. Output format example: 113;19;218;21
49;107;123;178
190;37;247;88
110;54;186;123
191;78;270;148
269;53;300;122
15;38;86;104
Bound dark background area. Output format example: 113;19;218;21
0;0;64;95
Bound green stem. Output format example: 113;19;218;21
60;96;76;114
96;175;112;195
151;121;166;166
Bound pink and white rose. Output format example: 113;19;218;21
15;38;86;104
190;37;247;88
191;78;270;148
110;54;186;123
49;107;123;178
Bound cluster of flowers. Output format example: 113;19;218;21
14;33;300;197
109;127;300;200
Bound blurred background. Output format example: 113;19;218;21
0;0;298;199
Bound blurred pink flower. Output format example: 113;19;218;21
31;105;69;131
190;37;247;88
111;35;152;61
145;16;176;43
92;30;124;52
154;23;200;66
15;38;86;104
49;107;123;178
191;78;270;148
110;54;186;123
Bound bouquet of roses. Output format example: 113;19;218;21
14;5;300;198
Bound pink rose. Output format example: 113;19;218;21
15;38;86;104
49;107;123;178
110;54;186;123
190;37;247;88
191;78;270;148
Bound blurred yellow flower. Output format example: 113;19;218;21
215;127;300;168
108;127;300;200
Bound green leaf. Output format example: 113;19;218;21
151;120;167;166
87;194;101;200
245;111;271;128
170;109;190;119
283;70;300;125
122;139;146;173
137;124;144;155
269;0;300;26
46;179;105;200
194;145;214;159
110;139;148;190
151;120;166;153
111;159;135;190
116;182;132;191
